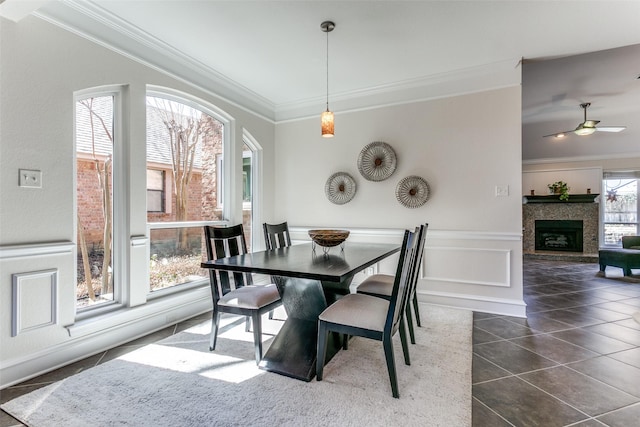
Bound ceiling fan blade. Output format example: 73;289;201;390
596;126;626;132
543;130;573;138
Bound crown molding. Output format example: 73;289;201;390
275;58;522;121
34;0;276;121
33;0;521;124
523;151;640;165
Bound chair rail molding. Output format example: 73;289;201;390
0;241;75;260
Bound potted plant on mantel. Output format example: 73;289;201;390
548;181;570;201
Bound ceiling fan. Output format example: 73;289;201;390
543;102;626;138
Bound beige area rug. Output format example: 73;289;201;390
2;304;472;426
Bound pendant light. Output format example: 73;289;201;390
320;21;335;138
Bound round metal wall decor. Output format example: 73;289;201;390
395;175;430;208
325;172;357;205
357;141;397;181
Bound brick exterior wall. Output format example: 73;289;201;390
76;113;233;254
77;159;110;247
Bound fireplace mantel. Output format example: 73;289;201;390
523;194;600;204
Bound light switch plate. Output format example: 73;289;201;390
19;169;42;188
495;185;509;197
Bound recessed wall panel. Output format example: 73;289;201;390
423;247;511;287
12;269;58;336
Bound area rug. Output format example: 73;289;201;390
2;304;472;426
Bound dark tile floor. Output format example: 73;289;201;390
473;259;640;427
2;259;639;426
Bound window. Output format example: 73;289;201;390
602;171;639;246
146;94;225;292
75;94;116;309
147;169;165;212
243;155;252;203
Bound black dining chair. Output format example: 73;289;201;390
316;226;422;398
263;221;292;250
204;224;282;364
356;223;428;345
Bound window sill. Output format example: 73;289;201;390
66;285;210;338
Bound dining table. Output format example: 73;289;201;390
201;241;400;381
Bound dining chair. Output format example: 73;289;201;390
316;227;422;398
356;223;428;345
204;224;282;364
262;221;292;318
263;221;292;250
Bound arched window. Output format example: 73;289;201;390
145;89;231;293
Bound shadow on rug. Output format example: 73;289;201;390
2;305;472;427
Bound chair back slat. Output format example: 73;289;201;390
385;226;423;336
406;223;428;304
263;222;292;250
203;224;253;301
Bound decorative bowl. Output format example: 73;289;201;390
308;229;350;247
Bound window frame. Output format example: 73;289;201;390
145;86;235;297
601;170;640;247
73;85;126;318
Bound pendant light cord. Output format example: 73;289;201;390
326;27;329;111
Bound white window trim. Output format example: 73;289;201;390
243;129;264;251
73;85;127;316
601;171;640;247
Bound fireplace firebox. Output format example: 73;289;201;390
535;220;584;252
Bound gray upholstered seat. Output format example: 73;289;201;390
319;293;389;332
218;283;280;309
356;274;394;296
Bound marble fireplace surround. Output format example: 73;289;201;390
523;198;599;259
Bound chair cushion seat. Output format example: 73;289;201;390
357;273;393;296
319;293;389;332
218;284;280;309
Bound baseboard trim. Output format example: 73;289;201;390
419;290;527;318
1;294;211;389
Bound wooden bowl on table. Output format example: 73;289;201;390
308;229;350;251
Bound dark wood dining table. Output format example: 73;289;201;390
201;241;400;381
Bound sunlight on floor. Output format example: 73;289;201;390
116;314;284;384
118;343;265;383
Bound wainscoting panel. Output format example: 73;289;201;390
12;269;58;337
423;246;511;287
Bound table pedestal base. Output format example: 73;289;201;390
259;277;349;381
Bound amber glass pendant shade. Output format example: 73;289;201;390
321;110;334;138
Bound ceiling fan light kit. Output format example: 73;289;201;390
544;102;626;138
573;125;597;136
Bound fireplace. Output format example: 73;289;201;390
535;220;583;252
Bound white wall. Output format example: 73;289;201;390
523;168;603;197
523;157;640;195
0;16;275;387
274;87;526;316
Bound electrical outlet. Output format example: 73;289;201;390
495;185;509;197
19;169;42;188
